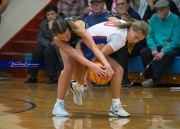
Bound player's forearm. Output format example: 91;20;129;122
92;47;111;68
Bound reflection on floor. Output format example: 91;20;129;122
0;78;180;129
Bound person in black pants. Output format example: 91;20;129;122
24;4;64;84
140;0;180;87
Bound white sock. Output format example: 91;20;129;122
75;82;84;91
112;98;120;107
56;99;64;103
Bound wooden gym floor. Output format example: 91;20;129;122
0;78;180;129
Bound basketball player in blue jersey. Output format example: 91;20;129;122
52;18;114;117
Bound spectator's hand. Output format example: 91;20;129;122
48;20;55;29
154;52;164;61
152;50;158;57
84;6;91;15
146;0;156;10
117;10;128;15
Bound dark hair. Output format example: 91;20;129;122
44;4;58;13
53;18;70;35
52;18;80;35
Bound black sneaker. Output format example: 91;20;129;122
0;70;12;79
46;77;58;84
121;79;131;87
24;77;37;83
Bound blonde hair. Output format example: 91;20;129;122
68;15;86;33
112;12;149;54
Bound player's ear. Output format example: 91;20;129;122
129;26;134;32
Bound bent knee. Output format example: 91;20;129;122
114;65;124;75
64;64;75;73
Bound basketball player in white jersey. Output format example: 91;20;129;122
79;16;148;117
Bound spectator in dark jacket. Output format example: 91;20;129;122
24;4;64;84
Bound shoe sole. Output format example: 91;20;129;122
70;83;82;107
109;112;130;117
52;110;69;117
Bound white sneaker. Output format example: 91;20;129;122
109;118;130;128
70;81;84;106
109;104;130;117
52;102;69;117
52;116;69;129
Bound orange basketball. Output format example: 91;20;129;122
89;62;109;85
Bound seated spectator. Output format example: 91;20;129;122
143;0;180;23
84;0;110;28
112;0;147;86
140;0;180;87
24;4;64;84
57;0;86;18
130;0;148;18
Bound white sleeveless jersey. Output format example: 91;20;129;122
87;20;128;45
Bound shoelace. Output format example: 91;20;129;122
74;86;83;95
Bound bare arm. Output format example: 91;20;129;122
74;20;114;81
75;20;112;69
54;36;94;68
0;0;9;15
53;36;109;78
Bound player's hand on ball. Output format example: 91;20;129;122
91;62;107;78
89;62;112;85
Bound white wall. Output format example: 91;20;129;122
0;0;50;48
